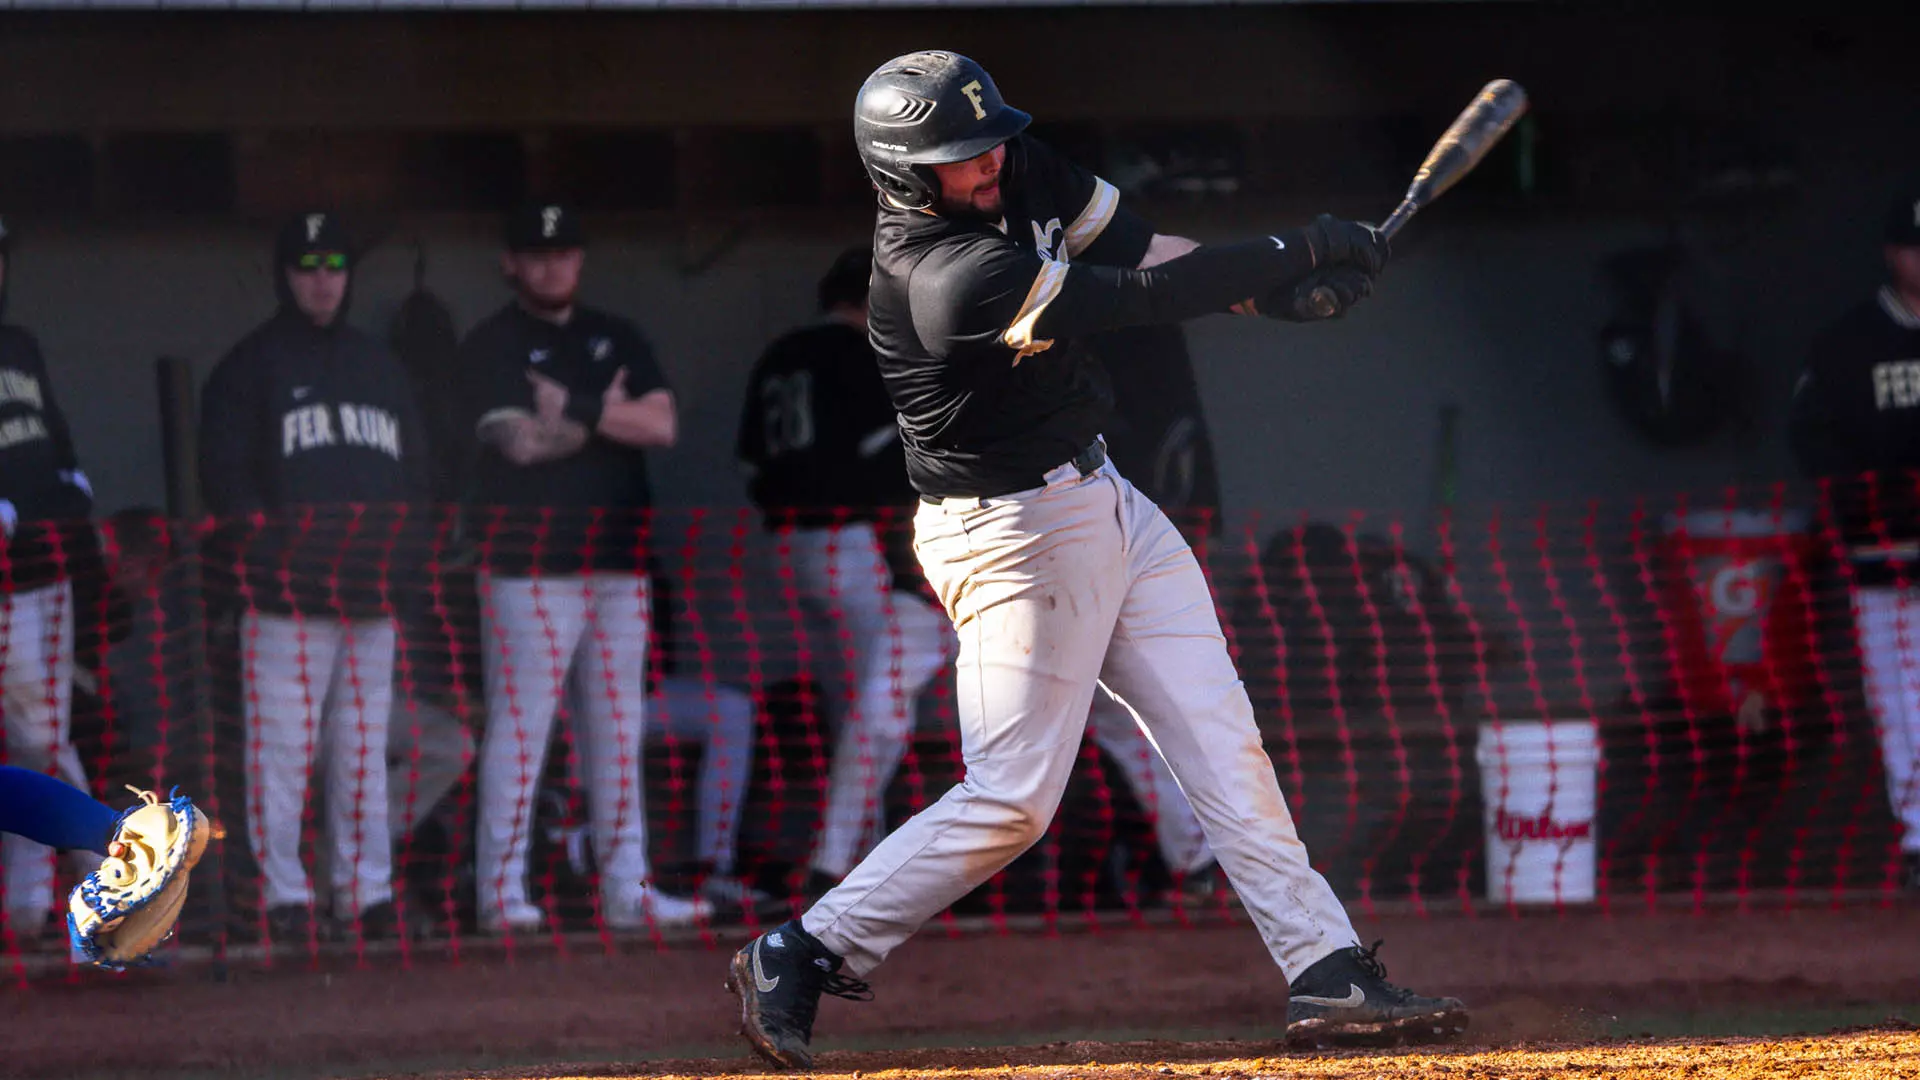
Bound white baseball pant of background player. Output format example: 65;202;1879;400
645;675;756;878
787;524;954;880
475;573;705;928
387;697;476;841
802;456;1357;977
241;611;395;916
791;522;1213;883
0;581;93;932
553;673;757;878
1850;587;1920;857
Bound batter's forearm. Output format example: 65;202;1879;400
1033;236;1319;341
1138;234;1201;270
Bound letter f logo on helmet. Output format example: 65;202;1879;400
961;79;987;120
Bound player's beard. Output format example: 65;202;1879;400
939;173;1004;223
941;189;1004;224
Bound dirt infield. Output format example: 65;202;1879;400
12;902;1920;1080
460;1029;1920;1080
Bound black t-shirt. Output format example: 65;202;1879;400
459;303;669;577
870;135;1155;499
1789;286;1920;582
736;320;914;529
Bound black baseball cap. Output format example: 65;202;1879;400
274;211;353;268
505;202;585;252
1885;176;1920;247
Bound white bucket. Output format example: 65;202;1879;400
1475;720;1602;904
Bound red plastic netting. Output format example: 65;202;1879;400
0;480;1914;981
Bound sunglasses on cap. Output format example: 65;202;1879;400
295;252;348;272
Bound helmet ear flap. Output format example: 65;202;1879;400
864;160;938;211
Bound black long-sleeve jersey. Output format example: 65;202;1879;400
869;134;1322;500
1789;286;1920;585
0;325;96;592
736;319;914;529
198;310;433;618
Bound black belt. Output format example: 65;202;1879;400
920;439;1107;505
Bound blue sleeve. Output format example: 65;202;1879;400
0;765;117;855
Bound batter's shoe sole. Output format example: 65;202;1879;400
1284;940;1469;1049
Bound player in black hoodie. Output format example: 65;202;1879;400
198;212;432;943
1789;179;1920;889
0;215;103;944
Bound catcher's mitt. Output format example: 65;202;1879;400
67;787;212;970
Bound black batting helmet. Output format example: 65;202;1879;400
854;51;1030;211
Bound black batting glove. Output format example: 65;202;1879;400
1301;213;1390;274
1254;265;1377;322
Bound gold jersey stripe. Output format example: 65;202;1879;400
1064;177;1119;259
1001;259;1069;363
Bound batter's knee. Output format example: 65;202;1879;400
954;772;1069;851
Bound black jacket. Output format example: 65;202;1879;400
0;325;97;593
198;310;433;619
1788;287;1920;586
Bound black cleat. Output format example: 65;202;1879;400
724;920;871;1069
1285;940;1469;1048
338;900;411;943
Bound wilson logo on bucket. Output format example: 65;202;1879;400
1495;808;1593;843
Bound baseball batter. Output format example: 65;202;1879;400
728;52;1466;1068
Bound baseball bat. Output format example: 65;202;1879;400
1304;78;1530;317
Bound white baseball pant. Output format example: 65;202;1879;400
785;524;956;881
1850;586;1920;854
648;675;756;875
1;581;88;931
240;611;395;915
803;459;1357;978
475;573;652;920
387;698;476;840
